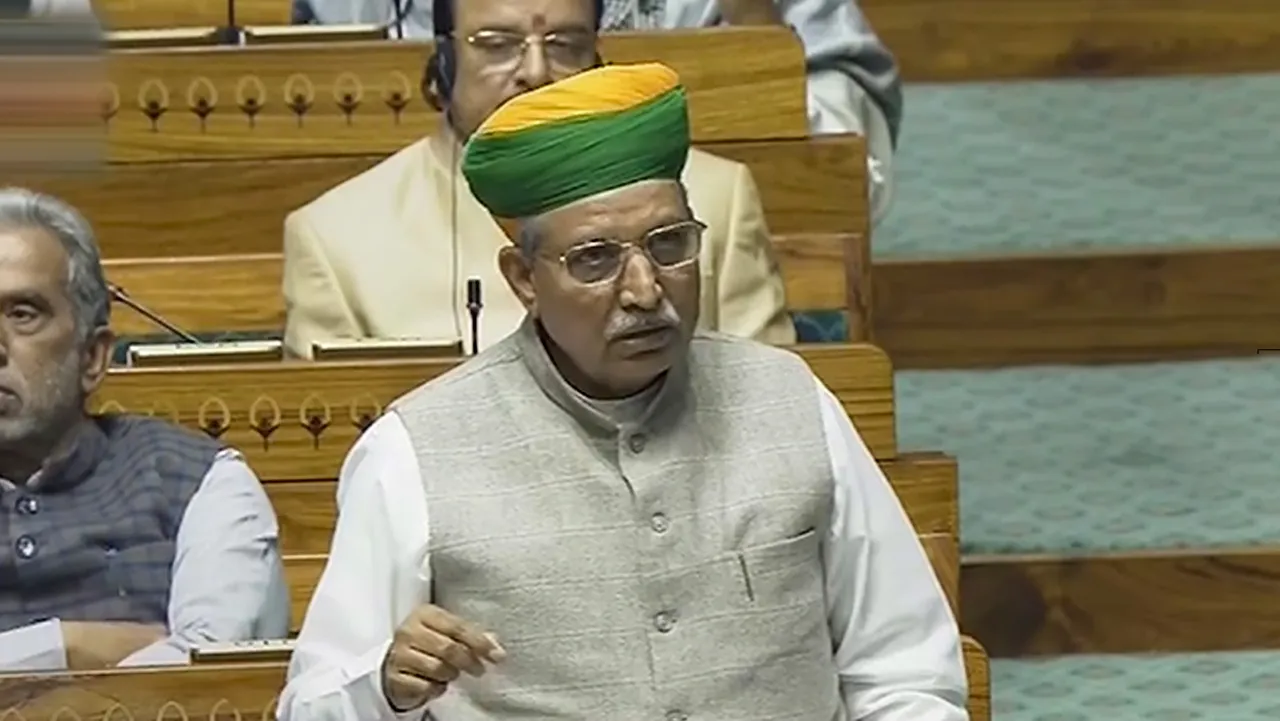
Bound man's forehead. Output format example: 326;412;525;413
457;0;593;29
544;182;688;240
0;227;68;283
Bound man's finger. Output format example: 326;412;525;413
413;632;485;677
394;644;462;684
418;606;507;662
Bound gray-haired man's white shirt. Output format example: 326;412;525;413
0;448;290;671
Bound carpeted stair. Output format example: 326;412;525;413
885;72;1280;716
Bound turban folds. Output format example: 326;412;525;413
461;62;691;220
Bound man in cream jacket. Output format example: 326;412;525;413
282;0;795;357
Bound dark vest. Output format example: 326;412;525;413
0;415;221;632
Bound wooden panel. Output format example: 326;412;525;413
0;640;988;721
284;552;326;625
95;0;291;30
106;254;283;336
26;135;864;260
102;232;860;337
921;534;960;616
90;344;896;480
865;0;1280;82
880;452;959;539
962;637;991;721
0;662;284;720
267;452;958;556
962;547;1280;657
875;245;1280;368
268;479;336;556
102;28;806;162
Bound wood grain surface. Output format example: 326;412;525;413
95;0;290;29
100;0;1280;85
0;640;989;721
24;135;865;258
101;28;806;161
0;662;286;721
91;344;898;480
875;244;1280;368
962;547;1280;656
865;0;1280;81
962;636;991;721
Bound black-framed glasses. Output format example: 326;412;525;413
462;29;595;73
553;220;706;285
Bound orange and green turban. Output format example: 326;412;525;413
461;62;690;220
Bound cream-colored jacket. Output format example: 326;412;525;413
282;130;795;358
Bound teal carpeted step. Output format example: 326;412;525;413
879;75;1280;258
895;357;1280;554
994;651;1280;720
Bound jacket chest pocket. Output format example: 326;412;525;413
736;528;825;609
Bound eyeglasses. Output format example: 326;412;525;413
553;220;706;285
461;29;596;74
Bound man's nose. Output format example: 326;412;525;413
514;42;552;89
617;249;662;311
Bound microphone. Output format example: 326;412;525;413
466;277;482;355
108;283;205;345
389;0;407;38
217;0;239;45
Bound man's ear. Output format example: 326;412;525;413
80;326;115;397
498;246;537;316
423;74;444;112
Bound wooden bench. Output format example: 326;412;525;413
862;0;1280;82
0;638;990;721
103;228;869;347
28;28;862;259
94;0;290;30
91;344;898;477
98;28;806;163
31;134;867;258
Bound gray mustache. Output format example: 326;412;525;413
605;303;681;340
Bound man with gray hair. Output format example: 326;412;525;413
0;188;290;672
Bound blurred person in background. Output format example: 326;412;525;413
0;10;104;173
295;0;902;224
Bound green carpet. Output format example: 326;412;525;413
890;74;1280;715
878;75;1280;259
882;73;1280;556
995;651;1280;720
896;357;1280;553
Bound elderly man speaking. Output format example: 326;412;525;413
279;63;965;721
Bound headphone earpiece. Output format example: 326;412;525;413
430;37;457;102
429;0;457;103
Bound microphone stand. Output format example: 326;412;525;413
108;283;205;345
466;277;483;355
